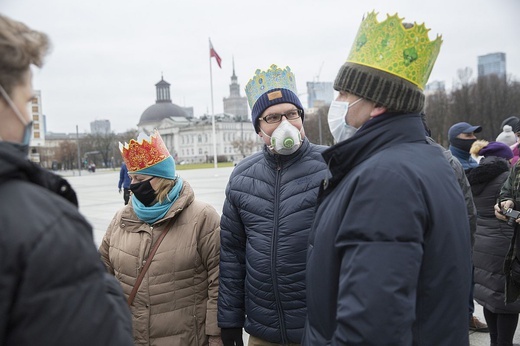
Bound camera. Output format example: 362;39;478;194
502;207;520;227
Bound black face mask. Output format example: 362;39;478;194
451;137;476;153
130;178;156;206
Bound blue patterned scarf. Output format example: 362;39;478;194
132;177;184;224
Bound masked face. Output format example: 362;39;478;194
0;76;33;148
451;137;477;153
261;119;302;155
130;178;157;206
327;99;363;143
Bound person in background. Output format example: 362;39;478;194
495;148;520;305
448;121;483;173
500;116;519;135
448;120;489;333
218;64;328;346
424;117;486;333
118;162;131;205
496;125;517;147
510;121;520;165
0;13;133;346
468;140;520;346
100;130;222;346
303;12;472;345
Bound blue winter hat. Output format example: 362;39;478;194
448;122;482;143
250;88;304;132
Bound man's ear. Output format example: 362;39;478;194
370;105;387;117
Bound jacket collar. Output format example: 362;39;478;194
262;137;311;170
322;112;426;189
449;145;472;160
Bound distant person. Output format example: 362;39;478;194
303;12;472;345
0;13;133;345
424;117;485;333
495;152;520;305
448;121;483;172
218;64;328;346
496;124;517;147
100;130;222;345
118;162;131;205
509;121;520;165
448;121;489;332
468;140;520;346
500;116;519;134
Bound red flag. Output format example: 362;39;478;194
209;40;222;69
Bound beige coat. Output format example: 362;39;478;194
99;181;220;346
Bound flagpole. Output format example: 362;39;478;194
209;39;218;169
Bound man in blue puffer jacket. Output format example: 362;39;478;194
218;64;328;346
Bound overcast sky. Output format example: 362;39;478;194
2;0;519;134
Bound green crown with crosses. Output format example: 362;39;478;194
346;11;443;90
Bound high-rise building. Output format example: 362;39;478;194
30;90;45;147
478;52;506;78
306;81;334;108
425;80;446;94
223;59;248;121
90;119;111;134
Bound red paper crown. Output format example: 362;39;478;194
119;130;171;172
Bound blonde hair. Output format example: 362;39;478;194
153;177;178;204
0;14;50;95
470;139;489;157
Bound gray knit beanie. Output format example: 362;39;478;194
333;62;425;113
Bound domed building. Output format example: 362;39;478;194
138;77;193;132
138;74;261;164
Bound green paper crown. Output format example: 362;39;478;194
245;64;298;109
347;11;442;90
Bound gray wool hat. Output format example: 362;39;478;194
334;62;425;114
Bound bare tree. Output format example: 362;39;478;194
56;140;77;170
304;105;333;146
231;138;257;158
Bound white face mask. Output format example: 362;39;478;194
327;99;363;143
261;119;302;155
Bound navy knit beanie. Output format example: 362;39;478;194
251;88;304;132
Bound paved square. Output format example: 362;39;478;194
64;167;514;345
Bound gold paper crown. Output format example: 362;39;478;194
119;130;171;172
245;64;298;109
347;11;442;90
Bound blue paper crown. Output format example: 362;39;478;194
245;64;298;109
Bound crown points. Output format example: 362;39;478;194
347;11;442;90
245;64;298;109
120;130;171;172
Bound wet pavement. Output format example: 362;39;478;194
63;167;518;345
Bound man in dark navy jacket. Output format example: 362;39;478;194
303;12;472;345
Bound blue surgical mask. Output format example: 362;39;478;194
0;83;33;147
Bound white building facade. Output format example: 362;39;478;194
137;76;261;163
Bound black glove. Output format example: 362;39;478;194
221;328;243;346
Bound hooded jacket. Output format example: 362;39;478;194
468;156;520;313
99;181;221;346
303;113;472;345
218;139;328;344
0;142;133;346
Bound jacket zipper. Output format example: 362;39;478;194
270;158;288;344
